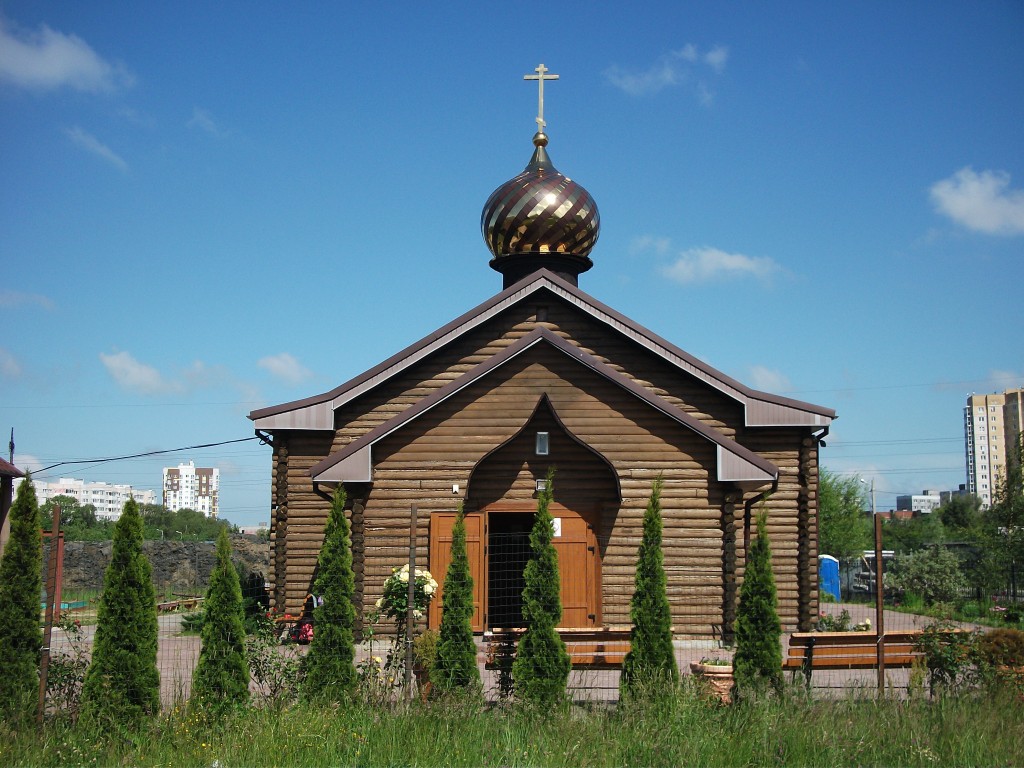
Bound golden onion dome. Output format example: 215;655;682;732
481;131;600;288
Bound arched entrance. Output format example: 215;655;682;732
429;396;619;630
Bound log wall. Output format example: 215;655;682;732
266;293;823;636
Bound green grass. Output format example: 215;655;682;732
4;685;1022;767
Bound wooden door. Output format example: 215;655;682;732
552;514;599;627
428;511;485;632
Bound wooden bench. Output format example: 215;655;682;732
783;630;943;685
485;627;632;670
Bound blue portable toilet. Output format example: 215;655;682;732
819;554;840;602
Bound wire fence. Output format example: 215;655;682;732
39;541;1023;718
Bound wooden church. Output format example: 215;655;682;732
249;67;834;638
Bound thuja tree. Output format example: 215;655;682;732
301;485;357;701
0;476;43;723
191;527;249;709
512;469;570;705
433;506;480;692
80;498;160;729
621;477;678;698
732;508;782;699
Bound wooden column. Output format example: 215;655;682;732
272;437;289;611
720;490;741;644
349;490;367;640
796;435;817;631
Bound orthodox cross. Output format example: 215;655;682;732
524;63;559;133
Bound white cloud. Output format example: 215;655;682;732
258;353;313;385
988;370;1024;392
0;16;133;92
12;453;44;473
0;348;21;378
100;351;180;395
605;44;728;99
748;365;792;393
187;107;226;138
628;235;671;257
0;290;54;310
64;126;128;172
929;167;1024;235
658;246;781;285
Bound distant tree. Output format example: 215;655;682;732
191;527;249;709
621;477;678;698
79;498;160;730
512;469;570;705
433;506;480;693
883;514;946;553
301;486;357;701
980;434;1024;588
0;476;43;723
938;494;982;537
733;509;782;699
818;470;871;560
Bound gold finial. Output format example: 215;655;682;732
524;63;559;135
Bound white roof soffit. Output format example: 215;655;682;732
252;270;833;432
311;327;777;486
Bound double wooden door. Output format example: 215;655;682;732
428;504;600;632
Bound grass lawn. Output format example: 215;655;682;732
5;685;1022;767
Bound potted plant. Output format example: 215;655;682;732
690;656;734;703
412;628;440;700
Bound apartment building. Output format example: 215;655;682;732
162;460;219;517
964;387;1024;507
19;477;157;520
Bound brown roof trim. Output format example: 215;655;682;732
309;326;778;483
252;268;833;428
0;457;24;478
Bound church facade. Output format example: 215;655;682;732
250;76;834;637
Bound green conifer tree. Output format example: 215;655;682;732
80;498;160;729
433;506;480;692
732;508;783;699
191;527;249;709
301;486;357;701
621;477;678;698
512;469;570;705
0;476;43;723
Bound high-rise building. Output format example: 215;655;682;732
162;460;219;517
964;387;1024;507
16;477;157;520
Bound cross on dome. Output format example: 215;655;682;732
524;63;559;134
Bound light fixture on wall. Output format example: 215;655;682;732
535;478;547;492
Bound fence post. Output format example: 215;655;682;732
404;504;417;698
37;504;62;726
874;513;885;695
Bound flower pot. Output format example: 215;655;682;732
690;661;734;704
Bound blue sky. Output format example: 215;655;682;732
2;2;1022;526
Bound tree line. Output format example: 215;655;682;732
39;495;234;541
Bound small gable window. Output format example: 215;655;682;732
536;431;549;456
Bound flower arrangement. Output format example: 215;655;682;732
373;564;438;623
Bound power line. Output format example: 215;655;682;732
35;437;263;473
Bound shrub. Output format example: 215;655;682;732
79;498;160;731
191;528;249;710
732;509;782;699
890;546;966;606
621;477;678;698
0;475;43;724
512;469;570;705
301;486;358;702
246;620;302;706
977;628;1024;667
914;620;981;697
432;507;480;693
45;614;89;720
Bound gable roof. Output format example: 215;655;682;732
250;269;834;431
309;326;778;486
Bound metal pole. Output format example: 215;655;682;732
404;504;417;698
874;512;885;694
37;503;61;726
